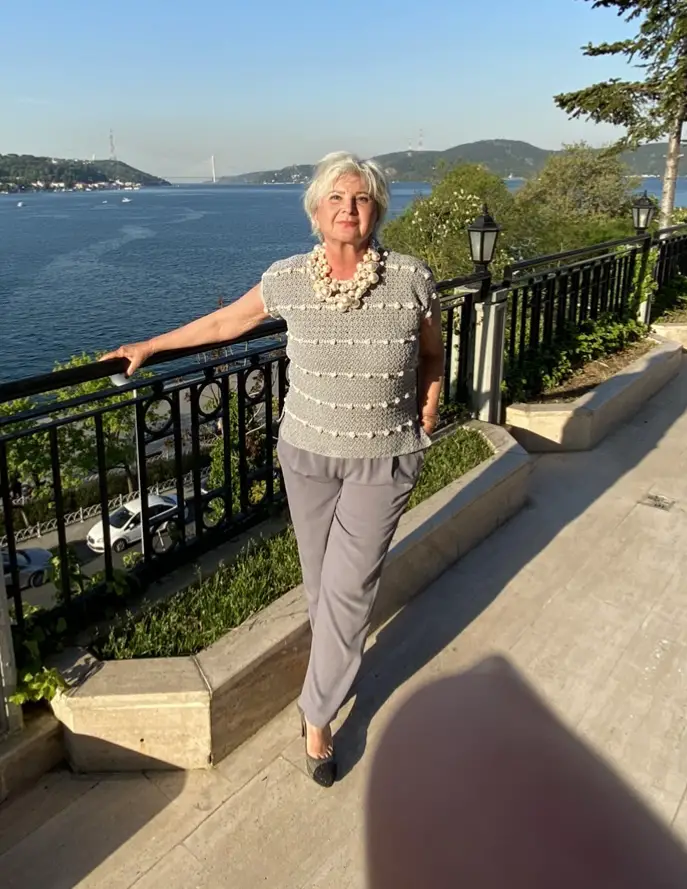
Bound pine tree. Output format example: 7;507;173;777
555;0;687;227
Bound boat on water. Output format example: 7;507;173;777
17;201;24;208
122;197;132;203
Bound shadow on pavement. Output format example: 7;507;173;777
334;360;687;778
0;739;189;889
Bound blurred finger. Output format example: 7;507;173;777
365;656;687;889
99;350;121;362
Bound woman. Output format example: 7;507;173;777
103;152;445;787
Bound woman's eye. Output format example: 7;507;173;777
357;195;371;204
329;194;342;202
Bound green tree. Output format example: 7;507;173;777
0;398;51;493
53;353;154;493
554;0;687;227
517;142;637;218
382;164;515;279
514;143;637;253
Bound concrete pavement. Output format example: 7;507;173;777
5;359;687;886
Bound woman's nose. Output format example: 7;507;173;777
344;197;357;214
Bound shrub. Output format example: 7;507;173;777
514;143;638;256
505;314;648;403
382;164;515;278
652;273;687;321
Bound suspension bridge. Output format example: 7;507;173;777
107;131;229;183
164;156;224;182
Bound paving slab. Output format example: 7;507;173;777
129;844;212;889
0;768;97;857
4;359;687;885
0;769;236;889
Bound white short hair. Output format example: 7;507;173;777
303;151;390;236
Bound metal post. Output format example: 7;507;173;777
448;319;461;402
471;286;509;424
636;234;653;326
0;560;23;739
133;388;146;560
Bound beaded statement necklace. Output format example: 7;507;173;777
306;243;384;312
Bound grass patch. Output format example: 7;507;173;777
408;427;491;510
95;426;492;660
97;528;303;660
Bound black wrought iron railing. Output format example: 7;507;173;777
436;272;490;406
0;276;482;635
4;223;687;640
502;235;650;389
654;225;687;289
0;336;288;633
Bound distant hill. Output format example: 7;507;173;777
216;139;675;184
0;154;170;192
620;143;672;177
376;140;553;181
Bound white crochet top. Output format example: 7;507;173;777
261;248;440;458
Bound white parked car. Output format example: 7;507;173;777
3;547;52;591
87;494;180;554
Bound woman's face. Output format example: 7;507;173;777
314;174;378;247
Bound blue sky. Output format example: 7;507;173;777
1;0;637;178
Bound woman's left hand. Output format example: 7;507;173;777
421;413;438;435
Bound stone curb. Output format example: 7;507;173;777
506;336;682;453
0;711;64;803
651;322;687;349
51;422;531;772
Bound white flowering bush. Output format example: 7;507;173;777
382;164;515;280
406;189;482;272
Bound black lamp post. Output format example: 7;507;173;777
632;191;656;235
468;205;502;274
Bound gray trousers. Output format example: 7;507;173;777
277;438;425;728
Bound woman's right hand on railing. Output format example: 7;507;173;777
97;286;267;379
99;341;154;377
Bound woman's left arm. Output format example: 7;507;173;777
418;306;445;435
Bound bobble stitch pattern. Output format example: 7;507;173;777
265;252;434;452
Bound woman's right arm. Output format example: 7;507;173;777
100;284;268;376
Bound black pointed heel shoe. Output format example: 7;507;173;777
297;705;337;788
